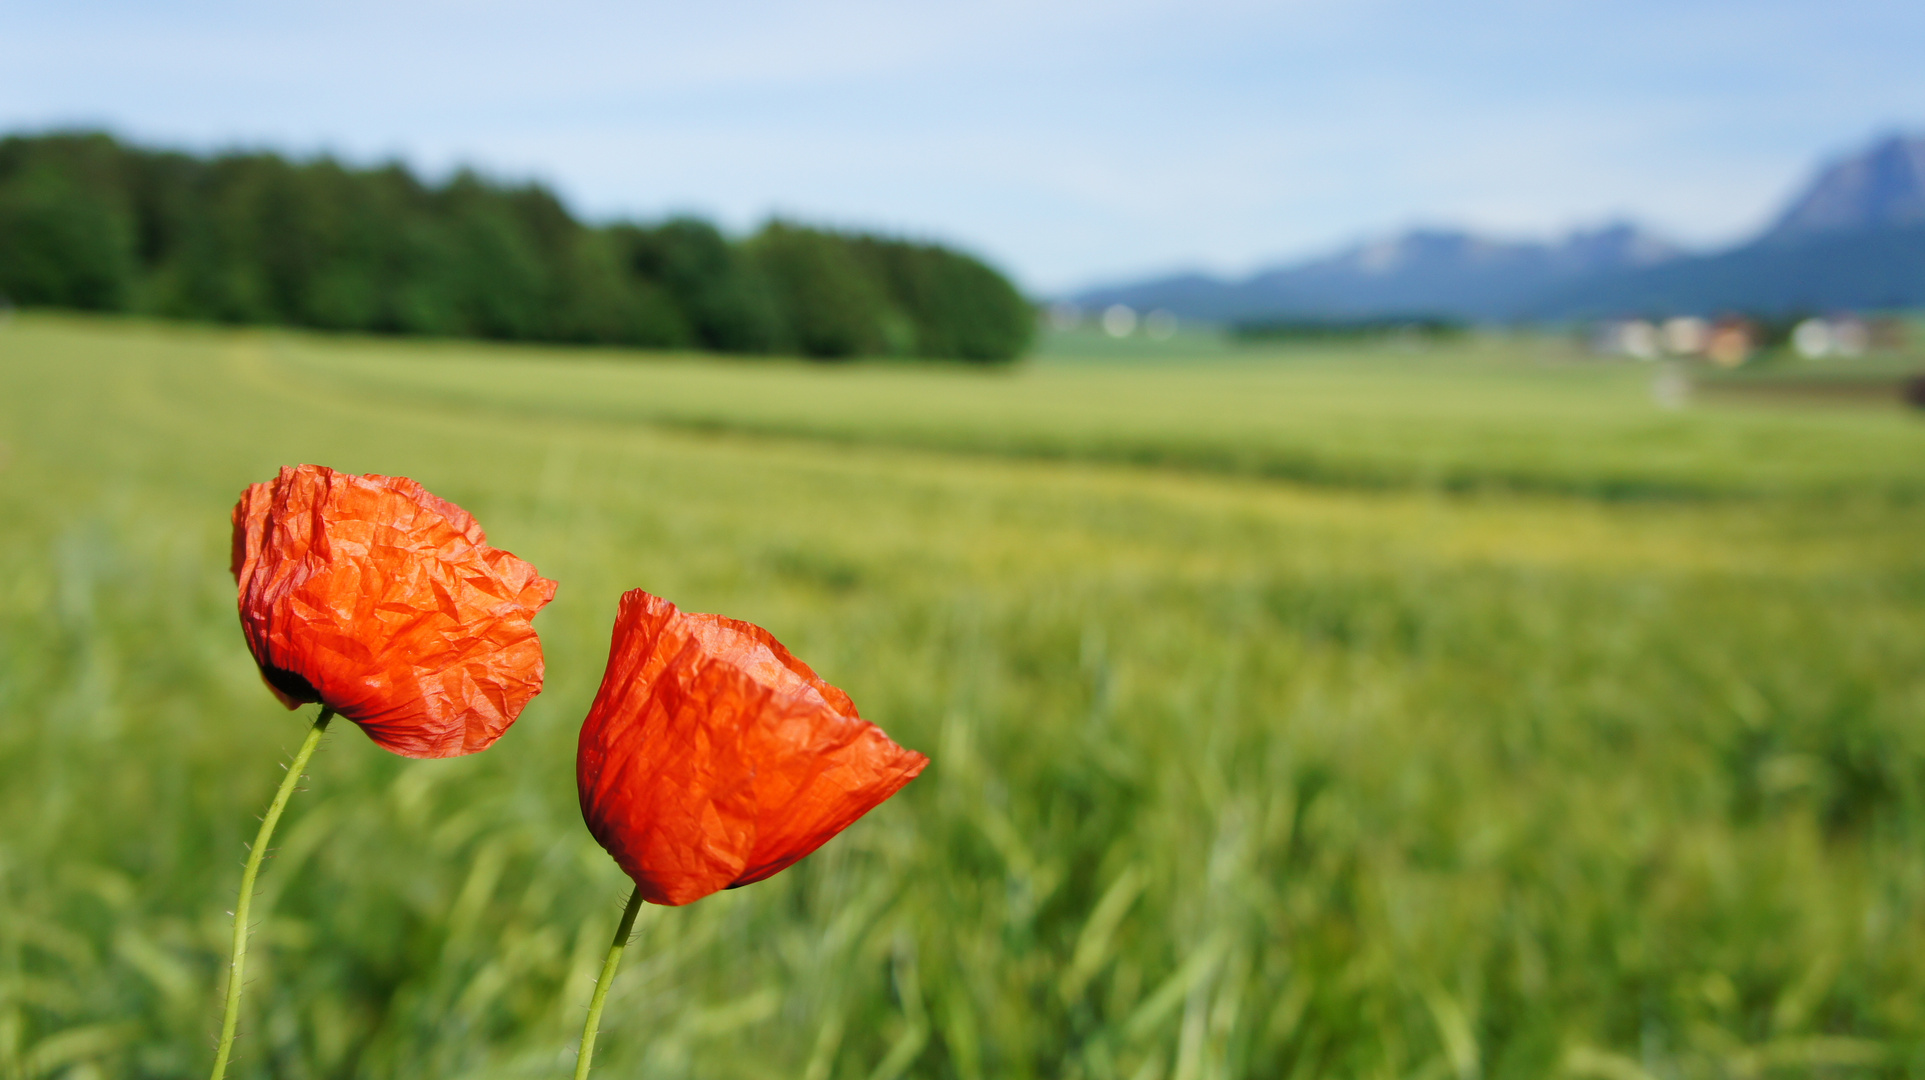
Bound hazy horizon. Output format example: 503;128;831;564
6;0;1921;292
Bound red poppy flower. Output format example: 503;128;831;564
231;464;557;759
577;589;927;905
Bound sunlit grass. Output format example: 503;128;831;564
264;322;1925;500
2;314;1924;1079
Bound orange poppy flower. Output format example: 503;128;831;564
577;589;927;905
231;464;557;758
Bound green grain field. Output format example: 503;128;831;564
4;314;1925;1080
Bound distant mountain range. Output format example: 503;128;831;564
1069;133;1925;322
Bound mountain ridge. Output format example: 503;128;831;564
1069;133;1925;322
1762;134;1925;243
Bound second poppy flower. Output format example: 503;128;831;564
577;589;927;906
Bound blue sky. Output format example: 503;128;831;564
3;0;1921;291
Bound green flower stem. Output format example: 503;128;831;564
208;707;333;1080
575;888;644;1080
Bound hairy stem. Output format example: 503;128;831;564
208;707;333;1080
575;888;644;1080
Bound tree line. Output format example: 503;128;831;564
0;132;1034;362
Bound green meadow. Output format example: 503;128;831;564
4;313;1925;1080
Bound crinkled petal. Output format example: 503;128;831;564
230;464;557;758
577;590;926;905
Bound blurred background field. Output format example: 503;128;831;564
4;314;1925;1079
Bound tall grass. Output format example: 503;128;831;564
274;327;1925;501
2;315;1923;1078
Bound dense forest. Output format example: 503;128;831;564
0;132;1034;361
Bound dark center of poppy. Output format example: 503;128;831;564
263;665;322;705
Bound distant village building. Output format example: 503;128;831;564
1833;317;1871;355
1793;316;1871;358
1101;304;1138;338
1594;314;1759;366
1706;318;1753;368
1605;311;1908;365
1661;317;1709;356
1791;318;1831;358
1592;319;1660;359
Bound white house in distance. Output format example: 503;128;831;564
1592;313;1901;366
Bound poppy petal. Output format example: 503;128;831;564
577;590;926;905
232;464;556;758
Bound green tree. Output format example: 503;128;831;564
0;131;1035;361
555;230;691;347
616;218;785;353
749;221;899;359
0;139;135;310
851;235;1035;361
